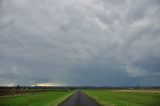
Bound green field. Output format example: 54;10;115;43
84;90;160;106
0;90;74;106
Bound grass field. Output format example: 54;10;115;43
84;89;160;106
0;90;74;106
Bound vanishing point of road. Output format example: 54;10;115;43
58;91;101;106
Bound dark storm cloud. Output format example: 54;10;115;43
0;0;160;86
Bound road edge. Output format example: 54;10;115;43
82;90;103;106
56;90;77;106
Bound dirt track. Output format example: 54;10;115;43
58;91;101;106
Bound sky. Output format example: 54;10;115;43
0;0;160;86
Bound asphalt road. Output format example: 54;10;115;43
58;91;101;106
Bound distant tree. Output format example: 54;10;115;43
16;85;21;89
136;85;140;89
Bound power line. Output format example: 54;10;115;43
0;22;41;65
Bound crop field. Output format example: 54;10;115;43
1;89;160;106
0;90;74;106
84;89;160;106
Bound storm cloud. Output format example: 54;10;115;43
0;0;160;86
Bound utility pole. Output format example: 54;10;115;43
65;80;69;92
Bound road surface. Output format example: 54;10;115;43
58;91;101;106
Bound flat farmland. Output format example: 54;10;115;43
0;90;74;106
84;89;160;106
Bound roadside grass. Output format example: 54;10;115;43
0;90;74;106
84;89;160;106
